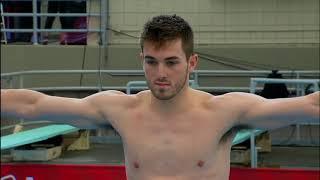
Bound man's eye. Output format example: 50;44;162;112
167;61;177;66
146;60;157;65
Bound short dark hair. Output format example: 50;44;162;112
140;14;194;59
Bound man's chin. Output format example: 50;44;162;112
153;92;175;101
156;96;173;100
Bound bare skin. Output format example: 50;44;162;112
1;39;319;180
117;89;237;180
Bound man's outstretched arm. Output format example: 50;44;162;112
233;91;319;130
1;89;122;128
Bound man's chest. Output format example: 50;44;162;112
119;109;234;157
117;106;236;141
112;108;235;176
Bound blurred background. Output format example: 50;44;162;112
1;0;319;169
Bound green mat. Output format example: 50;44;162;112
1;125;78;150
232;129;264;145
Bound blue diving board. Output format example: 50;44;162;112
232;129;264;146
1;125;79;150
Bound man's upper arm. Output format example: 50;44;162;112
32;90;126;127
239;92;319;130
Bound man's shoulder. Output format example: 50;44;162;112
93;90;128;98
136;90;151;97
97;89;151;102
192;89;213;98
191;90;216;109
87;90;140;107
202;92;254;108
215;92;254;100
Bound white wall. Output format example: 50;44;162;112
108;0;319;45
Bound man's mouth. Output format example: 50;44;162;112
155;82;170;87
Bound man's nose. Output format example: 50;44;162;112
157;64;167;78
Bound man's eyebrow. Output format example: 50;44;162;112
144;55;156;60
164;56;179;61
144;55;179;60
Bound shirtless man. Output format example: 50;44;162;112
1;15;319;180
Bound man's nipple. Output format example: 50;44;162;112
133;161;140;169
197;160;205;168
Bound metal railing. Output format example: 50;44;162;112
125;80;198;94
1;70;319;92
0;0;107;45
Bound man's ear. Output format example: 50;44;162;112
188;53;198;72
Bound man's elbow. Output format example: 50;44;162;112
306;91;320;122
308;91;319;108
310;91;319;105
15;105;38;120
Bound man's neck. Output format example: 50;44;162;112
149;86;193;114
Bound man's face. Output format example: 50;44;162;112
141;39;198;100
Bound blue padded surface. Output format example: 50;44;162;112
232;129;264;145
1;125;78;150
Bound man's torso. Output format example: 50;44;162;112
102;90;241;180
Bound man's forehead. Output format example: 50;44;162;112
142;47;185;61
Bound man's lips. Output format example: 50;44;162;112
155;82;170;86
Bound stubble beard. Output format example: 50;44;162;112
147;67;189;101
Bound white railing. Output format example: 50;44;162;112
0;0;107;45
1;69;319;92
